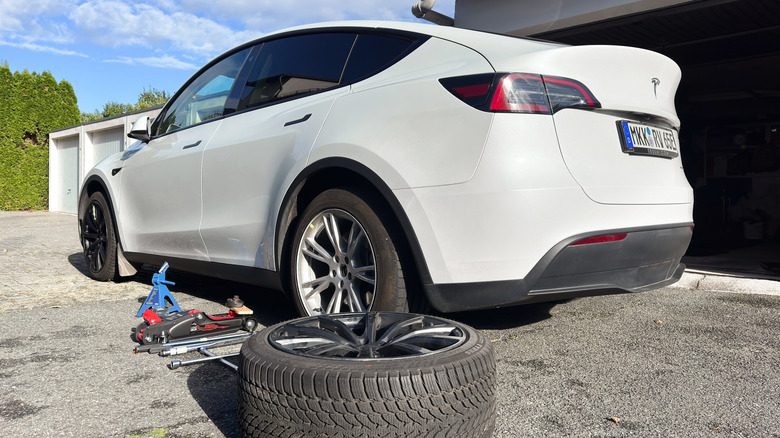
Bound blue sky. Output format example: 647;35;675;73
0;0;455;114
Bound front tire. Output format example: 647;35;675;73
79;192;118;281
290;188;410;316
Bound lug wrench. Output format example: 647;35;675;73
159;333;252;356
135;331;251;354
169;348;239;370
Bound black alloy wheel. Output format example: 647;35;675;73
269;312;466;359
79;192;118;281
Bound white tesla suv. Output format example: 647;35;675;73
78;21;693;316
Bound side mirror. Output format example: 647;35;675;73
128;116;151;142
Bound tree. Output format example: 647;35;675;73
80;87;169;123
15;69;39;144
57;80;80;129
0;61;18;144
0;63;80;210
137;87;170;109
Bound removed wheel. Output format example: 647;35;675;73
79;191;118;281
290;188;417;316
238;312;496;438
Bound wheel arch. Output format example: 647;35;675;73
79;176;108;206
78;175;124;251
275;158;433;292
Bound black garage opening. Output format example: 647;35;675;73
531;0;780;279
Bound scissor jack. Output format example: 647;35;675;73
133;263;257;370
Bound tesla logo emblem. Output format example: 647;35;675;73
651;78;661;98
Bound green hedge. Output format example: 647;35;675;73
0;63;79;211
0;141;49;210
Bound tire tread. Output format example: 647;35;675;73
238;319;496;438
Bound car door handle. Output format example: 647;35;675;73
182;140;202;149
284;113;312;127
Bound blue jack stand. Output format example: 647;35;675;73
136;262;182;317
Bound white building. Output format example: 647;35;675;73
48;107;161;214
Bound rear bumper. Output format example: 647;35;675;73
424;224;692;313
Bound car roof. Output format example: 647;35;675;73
241;20;565;66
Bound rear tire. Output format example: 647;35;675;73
238;312;497;438
289;188;414;316
79;192;118;281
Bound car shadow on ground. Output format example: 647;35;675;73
68;253;297;327
67;252;157;284
151;267;297;327
67;252;92;277
447;300;566;330
187;361;241;438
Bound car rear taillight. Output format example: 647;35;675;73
440;73;600;114
490;73;550;113
542;76;600;113
438;73;495;107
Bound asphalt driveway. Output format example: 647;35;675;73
1;211;779;437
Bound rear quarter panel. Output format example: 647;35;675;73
309;36;495;189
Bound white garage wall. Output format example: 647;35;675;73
48;107;162;214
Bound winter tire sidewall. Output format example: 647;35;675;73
238;313;497;438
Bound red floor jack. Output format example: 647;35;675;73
133;263;257;370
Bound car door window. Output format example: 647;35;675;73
156;47;251;135
341;33;417;83
237;33;356;111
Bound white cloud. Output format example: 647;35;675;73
0;0;77;32
105;55;197;70
70;1;257;58
0;0;455;70
0;39;88;57
179;0;429;33
0;0;78;44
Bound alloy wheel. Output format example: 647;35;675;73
82;200;108;274
268;312;468;359
295;209;376;315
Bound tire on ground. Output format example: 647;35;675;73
79;191;118;281
238;313;497;438
289;187;425;316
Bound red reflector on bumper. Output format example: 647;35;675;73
571;233;628;246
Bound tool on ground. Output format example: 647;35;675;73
170;350;240;370
136;262;182;317
132;263;257;371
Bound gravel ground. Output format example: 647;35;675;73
1;211;779;437
0;211;150;313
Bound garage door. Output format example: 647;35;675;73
56;136;79;214
87;128;124;171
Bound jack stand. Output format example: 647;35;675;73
136;262;182;317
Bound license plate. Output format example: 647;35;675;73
617;121;679;158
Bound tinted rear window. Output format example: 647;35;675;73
342;34;416;83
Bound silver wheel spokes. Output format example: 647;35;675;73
297;210;375;315
82;201;107;273
269;312;467;359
